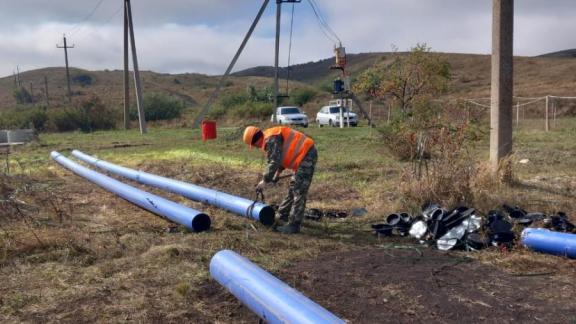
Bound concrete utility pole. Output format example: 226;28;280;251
123;3;130;130
44;76;50;107
272;0;282;124
57;34;74;102
125;0;147;134
489;0;514;173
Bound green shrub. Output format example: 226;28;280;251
13;88;33;104
0;108;48;131
220;93;249;109
290;88;317;106
231;102;273;119
130;93;185;121
49;96;117;132
49;109;83;132
208;87;273;120
206;105;227;120
72;74;93;86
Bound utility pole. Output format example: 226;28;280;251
553;100;557;128
44;76;50;107
12;72;17;88
272;0;282;124
16;66;21;87
56;34;74;102
515;101;519;127
489;0;514;174
29;82;34;101
123;2;130;129
125;0;147;134
545;95;550;132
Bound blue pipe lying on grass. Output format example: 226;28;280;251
51;151;211;232
71;150;275;225
210;250;345;324
521;228;576;259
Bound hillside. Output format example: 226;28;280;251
0;68;318;115
232;52;387;86
235;52;576;99
3;52;576;122
539;49;576;58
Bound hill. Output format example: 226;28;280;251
235;52;576;99
538;49;576;58
3;51;576;123
232;52;387;86
0;67;317;116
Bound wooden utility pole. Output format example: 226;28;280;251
123;3;130;130
545;95;550;132
16;66;21;87
44;76;50;107
489;0;514;173
29;82;34;101
272;0;282;124
553;100;557;128
125;0;147;134
515;101;519;127
56;34;74;102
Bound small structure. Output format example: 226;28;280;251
0;129;35;145
0;130;7;144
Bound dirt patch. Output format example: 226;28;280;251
201;247;576;323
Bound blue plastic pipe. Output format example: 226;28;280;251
210;250;345;324
521;228;576;259
71;150;275;225
51;151;211;232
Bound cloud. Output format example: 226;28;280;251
1;0;576;77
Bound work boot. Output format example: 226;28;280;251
278;213;289;222
276;223;301;234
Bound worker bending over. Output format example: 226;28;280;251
243;126;317;234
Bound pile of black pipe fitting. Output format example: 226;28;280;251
372;203;575;251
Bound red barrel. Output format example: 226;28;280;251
201;121;217;141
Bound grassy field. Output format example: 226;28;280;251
1;120;575;322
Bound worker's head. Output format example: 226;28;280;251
243;126;264;148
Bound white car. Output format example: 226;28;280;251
271;106;309;127
316;106;358;127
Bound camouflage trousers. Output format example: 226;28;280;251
278;146;318;225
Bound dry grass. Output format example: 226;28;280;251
399;125;476;210
0;123;574;322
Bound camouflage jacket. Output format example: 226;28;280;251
263;135;284;183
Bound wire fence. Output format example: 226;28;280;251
364;95;576;132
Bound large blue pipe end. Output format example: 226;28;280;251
192;213;211;232
521;228;576;259
257;205;275;226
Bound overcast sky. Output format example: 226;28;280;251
1;0;575;78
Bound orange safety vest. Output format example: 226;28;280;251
262;126;315;170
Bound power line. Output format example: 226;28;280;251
74;3;123;42
68;0;108;37
309;0;340;41
306;0;341;44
